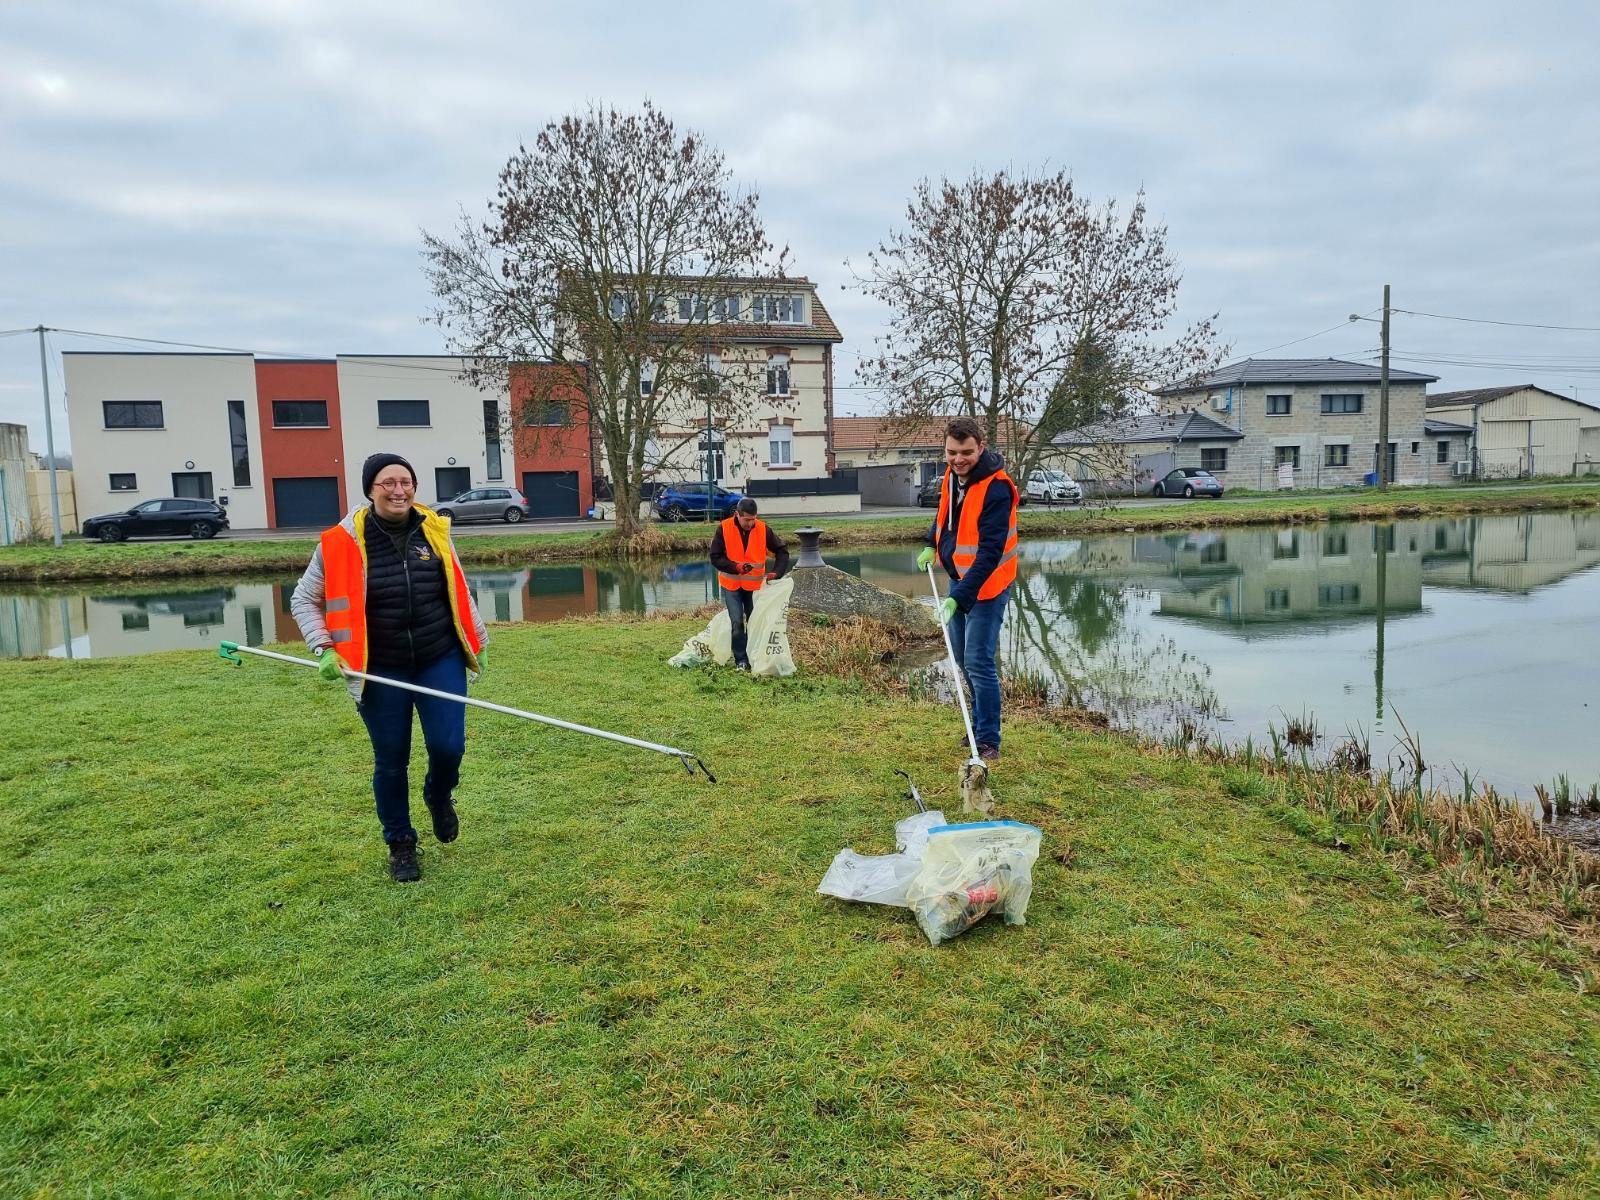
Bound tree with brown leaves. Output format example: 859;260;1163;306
857;169;1224;487
423;102;780;538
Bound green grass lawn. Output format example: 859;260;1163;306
5;481;1600;583
3;618;1599;1197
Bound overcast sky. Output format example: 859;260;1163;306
4;0;1598;453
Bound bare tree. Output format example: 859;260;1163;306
857;170;1224;485
422;102;781;539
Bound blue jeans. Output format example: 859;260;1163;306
357;650;467;844
721;586;755;635
948;585;1011;749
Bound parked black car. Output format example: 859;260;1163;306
1150;468;1225;499
83;498;230;542
917;477;943;507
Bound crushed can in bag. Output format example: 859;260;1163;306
904;821;1043;946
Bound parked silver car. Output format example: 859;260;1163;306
435;486;532;524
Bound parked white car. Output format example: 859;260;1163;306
1023;469;1083;505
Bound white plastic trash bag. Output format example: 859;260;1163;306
905;820;1043;946
817;809;947;908
669;577;796;674
667;608;733;668
746;576;796;677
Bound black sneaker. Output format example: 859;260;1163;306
388;836;420;883
425;792;459;843
977;743;1001;763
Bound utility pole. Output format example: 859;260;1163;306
703;340;714;524
1377;284;1391;490
36;326;63;546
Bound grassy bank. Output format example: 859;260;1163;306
4;481;1600;583
3;616;1598;1196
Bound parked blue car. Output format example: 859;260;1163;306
653;483;745;522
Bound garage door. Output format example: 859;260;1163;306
521;471;581;519
273;477;341;527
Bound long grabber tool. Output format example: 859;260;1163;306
926;565;995;815
218;641;715;782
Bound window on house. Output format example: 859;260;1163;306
752;294;806;324
769;424;794;466
1323;531;1348;556
1200;448;1227;472
1373;525;1396;552
1410;441;1420;455
1200;541;1227;564
121;610;149;631
1266;394;1291;416
695;353;722;396
109;473;137;491
272;400;328;427
1265;588;1290;611
228;400;251;487
767;353;790;396
1274;531;1299;559
1435;527;1449;550
524;400;567;426
1319;583;1360;606
1274;445;1300;470
639;363;655;398
103;401;164;429
1325;444;1350;467
714;296;741;322
378;399;430;426
1320;393;1363;414
677;295;712;322
483;399;502;480
1436;439;1450;464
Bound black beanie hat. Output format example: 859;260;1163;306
362;452;417;497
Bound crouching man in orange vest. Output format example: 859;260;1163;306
917;417;1019;762
709;497;791;671
290;452;488;883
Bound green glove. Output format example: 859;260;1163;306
917;546;936;571
474;648;487;676
317;649;344;682
939;597;958;624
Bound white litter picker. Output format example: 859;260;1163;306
927;564;995;816
218;641;716;782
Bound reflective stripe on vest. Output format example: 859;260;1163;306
320;507;484;677
935;467;1019;601
717;516;768;591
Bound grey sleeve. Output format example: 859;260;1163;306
290;545;333;652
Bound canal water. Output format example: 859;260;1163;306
5;510;1597;798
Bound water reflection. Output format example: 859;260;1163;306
4;512;1599;796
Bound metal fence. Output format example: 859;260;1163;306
745;469;859;498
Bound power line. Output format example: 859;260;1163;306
1231;309;1381;359
1392;308;1600;333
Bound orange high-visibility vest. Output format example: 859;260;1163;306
717;516;769;591
935;467;1019;600
321;506;484;675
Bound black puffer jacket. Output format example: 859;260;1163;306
363;510;458;671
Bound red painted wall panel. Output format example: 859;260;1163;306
254;361;347;527
508;363;594;514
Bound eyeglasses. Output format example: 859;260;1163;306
374;478;415;492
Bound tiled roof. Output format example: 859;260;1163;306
1157;357;1437;394
1051;410;1245;446
833;415;1031;452
1424;417;1473;435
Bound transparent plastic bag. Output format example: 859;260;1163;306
746;576;795;677
904;820;1043;946
817;809;946;908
